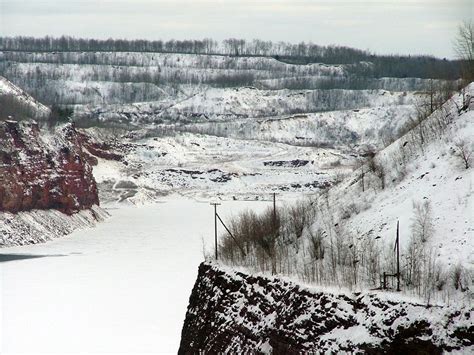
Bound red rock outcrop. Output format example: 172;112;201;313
0;120;99;215
75;130;123;165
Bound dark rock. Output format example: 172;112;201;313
263;159;313;168
179;263;473;354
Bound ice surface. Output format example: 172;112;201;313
0;197;271;353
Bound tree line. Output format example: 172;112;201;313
0;36;462;79
0;35;370;59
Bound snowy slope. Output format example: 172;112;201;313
0;76;50;117
184;104;416;150
155;87;418;121
67;86;421;125
211;83;474;303
0;205;107;246
324;85;474;267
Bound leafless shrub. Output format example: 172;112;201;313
220;207;279;273
0;94;36;121
451;264;469;291
411;200;434;243
354;158;368;192
453;139;472;169
339;202;360;221
287;201;310;240
373;159;387;190
435;268;447;292
308;228;325;261
360;236;382;287
333;170;348;185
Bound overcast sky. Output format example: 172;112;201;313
0;0;471;58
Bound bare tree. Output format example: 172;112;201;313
356;149;375;192
308;228;325;261
411;200;434;243
355;158;367;192
453;21;474;83
372;159;387;190
287;201;309;241
453;139;472;169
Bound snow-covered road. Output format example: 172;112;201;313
0;198;271;354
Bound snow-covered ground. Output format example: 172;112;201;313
183;104;416;149
0;197;273;354
0;57;471;353
92;132;349;204
322;87;474;268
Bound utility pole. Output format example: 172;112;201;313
395;220;401;291
271;193;277;274
273;193;277;226
210;202;221;260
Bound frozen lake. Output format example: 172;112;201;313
0;197;272;354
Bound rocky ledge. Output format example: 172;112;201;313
179;263;473;354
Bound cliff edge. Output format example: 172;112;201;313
179;263;473;354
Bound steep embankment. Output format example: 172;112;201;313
179;263;473;354
0;120;108;246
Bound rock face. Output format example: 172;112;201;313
0;120;99;215
179;263;473;354
75;129;123;165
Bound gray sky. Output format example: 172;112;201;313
0;0;472;58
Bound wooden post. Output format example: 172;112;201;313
210;202;221;260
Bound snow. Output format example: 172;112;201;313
184;104;416;150
0;197;272;353
326;89;474;267
185;84;474;304
0;206;107;247
0;53;472;352
320;324;380;346
0;76;50;117
1;52;428;124
92;131;348;205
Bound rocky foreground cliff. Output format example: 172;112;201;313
179;263;473;354
0;120;110;246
